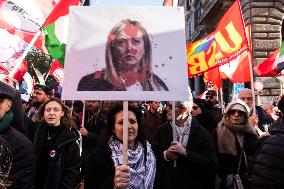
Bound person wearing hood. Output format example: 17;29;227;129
34;98;80;189
249;95;284;189
0;81;35;188
214;99;258;189
192;98;217;134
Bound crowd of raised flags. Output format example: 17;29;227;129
0;0;284;95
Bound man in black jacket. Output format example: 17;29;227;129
155;101;217;189
250;95;284;189
0;81;35;188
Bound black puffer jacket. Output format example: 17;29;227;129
250;117;284;189
0;126;35;189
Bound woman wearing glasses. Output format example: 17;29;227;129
214;99;258;189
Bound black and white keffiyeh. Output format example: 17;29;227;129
109;137;156;189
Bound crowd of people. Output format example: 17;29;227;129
1;79;284;189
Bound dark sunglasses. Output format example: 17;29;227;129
240;97;253;101
206;96;213;99
192;106;199;110
228;109;245;116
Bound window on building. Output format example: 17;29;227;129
194;2;202;28
188;19;193;36
187;0;192;6
281;21;284;41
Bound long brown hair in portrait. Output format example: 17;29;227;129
105;19;156;90
35;98;77;129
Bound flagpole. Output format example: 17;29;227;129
238;0;257;115
45;70;50;82
219;88;225;113
9;30;42;78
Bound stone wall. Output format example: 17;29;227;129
242;0;284;100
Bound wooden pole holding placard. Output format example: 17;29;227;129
80;101;86;156
171;101;177;141
122;101;129;165
171;101;177;167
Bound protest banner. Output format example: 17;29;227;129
62;6;189;101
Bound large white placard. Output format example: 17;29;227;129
62;6;189;101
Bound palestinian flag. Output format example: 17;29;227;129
42;0;80;66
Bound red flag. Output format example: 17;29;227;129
49;60;64;85
253;49;279;77
163;0;173;6
163;0;178;6
219;25;251;83
13;59;28;81
187;0;248;77
219;50;251;83
0;0;57;50
205;67;222;89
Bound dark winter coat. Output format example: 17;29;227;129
213;130;258;188
250;117;284;189
195;110;216;134
34;124;81;189
0;126;35;189
82;111;106;160
155;118;218;189
255;106;274;132
84;138;170;189
145;110;163;144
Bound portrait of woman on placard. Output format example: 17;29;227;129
77;19;169;91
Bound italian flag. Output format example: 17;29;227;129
42;0;80;66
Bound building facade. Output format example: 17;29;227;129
183;0;284;104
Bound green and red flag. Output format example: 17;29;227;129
42;0;80;66
254;41;284;77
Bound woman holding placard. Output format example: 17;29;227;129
84;104;167;189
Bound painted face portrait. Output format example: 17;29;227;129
77;19;169;92
111;25;145;70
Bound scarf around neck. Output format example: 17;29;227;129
0;111;13;131
173;115;192;147
217;118;257;156
108;137;156;189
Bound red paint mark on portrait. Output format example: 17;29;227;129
108;34;116;42
129;48;138;55
124;22;139;38
93;71;103;79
